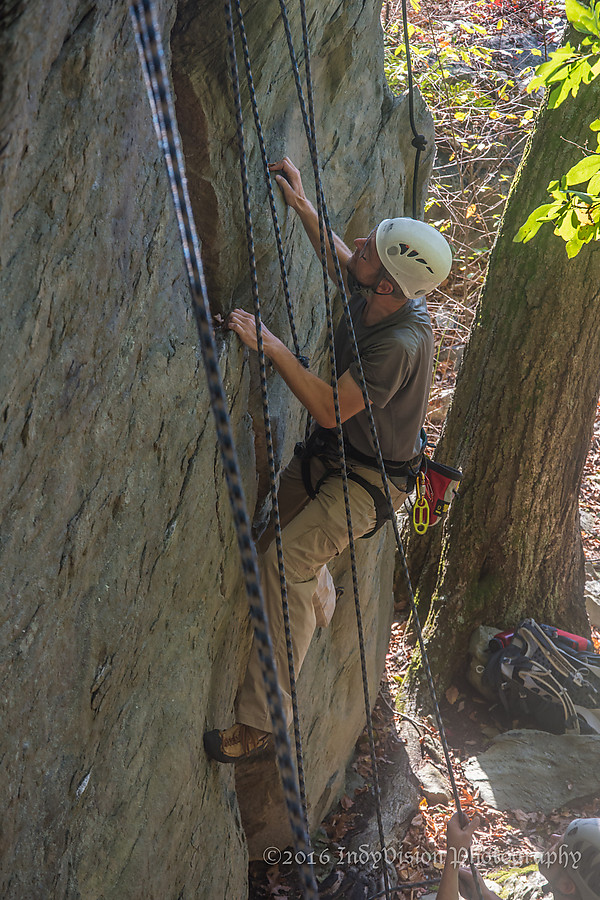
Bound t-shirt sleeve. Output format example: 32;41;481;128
348;339;412;408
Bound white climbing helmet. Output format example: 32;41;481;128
561;818;600;900
375;217;452;299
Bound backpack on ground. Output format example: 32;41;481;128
482;618;600;735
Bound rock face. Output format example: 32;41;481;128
463;730;600;813
0;1;433;897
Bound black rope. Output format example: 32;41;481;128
400;0;427;219
225;0;309;833
276;3;392;898
129;4;318;898
369;879;441;899
277;5;484;900
232;0;307;368
395;9;483;897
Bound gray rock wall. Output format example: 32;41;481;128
0;1;433;897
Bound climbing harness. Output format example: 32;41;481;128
295;428;423;539
129;3;318;898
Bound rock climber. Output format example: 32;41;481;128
203;156;452;763
439;811;600;900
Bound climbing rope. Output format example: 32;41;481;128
231;0;307;369
401;0;429;219
225;0;310;833
132;0;482;896
129;3;318;897
277;3;484;899
275;3;393;897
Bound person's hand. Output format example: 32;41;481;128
458;867;478;900
446;811;480;864
226;308;276;353
268;157;307;210
458;867;500;900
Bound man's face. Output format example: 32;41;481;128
347;228;386;290
538;836;578;899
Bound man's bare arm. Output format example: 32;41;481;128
269;157;351;286
227;308;366;428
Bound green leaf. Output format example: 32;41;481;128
566;0;600;36
587;171;600;193
566;235;584;257
548;84;564;108
565;154;600;185
590;119;600;131
528;45;577;90
556;209;579;241
514;203;558;243
578;223;597;241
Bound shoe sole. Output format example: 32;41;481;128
203;728;270;764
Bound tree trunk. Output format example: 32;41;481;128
404;79;600;692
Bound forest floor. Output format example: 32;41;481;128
249;1;600;897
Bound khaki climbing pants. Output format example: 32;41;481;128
235;453;408;732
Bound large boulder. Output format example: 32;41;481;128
0;0;433;896
464;730;600;813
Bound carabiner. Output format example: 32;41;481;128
413;496;429;535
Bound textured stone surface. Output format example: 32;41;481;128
0;1;433;897
464;730;600;813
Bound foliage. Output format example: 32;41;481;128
514;0;600;257
383;1;560;438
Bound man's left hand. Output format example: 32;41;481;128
227;308;275;353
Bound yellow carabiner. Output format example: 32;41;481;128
413;474;429;534
413;496;430;534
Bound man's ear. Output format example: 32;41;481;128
552;872;577;896
373;277;395;296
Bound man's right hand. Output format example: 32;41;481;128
268;157;307;211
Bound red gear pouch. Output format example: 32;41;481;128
412;458;462;534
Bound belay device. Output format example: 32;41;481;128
412;457;463;535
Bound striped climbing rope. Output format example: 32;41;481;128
129;3;318;897
225;0;310;833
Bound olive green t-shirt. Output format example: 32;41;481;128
333;293;433;462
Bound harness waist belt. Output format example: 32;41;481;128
342;437;423;476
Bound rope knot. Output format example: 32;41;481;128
412;134;427;152
296;354;310;369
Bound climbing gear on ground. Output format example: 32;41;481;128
411;457;462;534
483;618;600;735
375;218;453;299
490;624;593;654
130;4;318;896
561;819;600;900
203;723;271;763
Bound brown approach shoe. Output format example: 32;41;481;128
203;723;270;763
